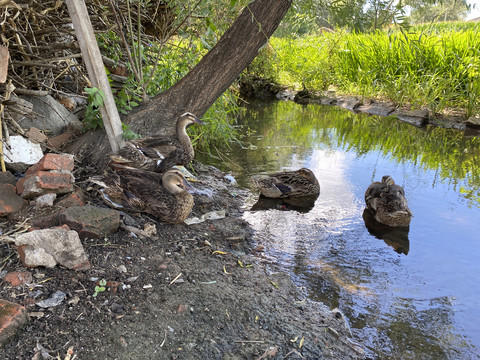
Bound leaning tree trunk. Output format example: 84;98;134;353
127;0;292;136
67;0;291;169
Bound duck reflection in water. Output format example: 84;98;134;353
250;168;320;213
362;208;410;255
251;194;318;213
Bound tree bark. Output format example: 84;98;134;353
67;0;291;170
126;0;292;136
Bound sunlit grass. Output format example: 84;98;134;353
265;22;480;117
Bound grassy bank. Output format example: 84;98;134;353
255;22;480;117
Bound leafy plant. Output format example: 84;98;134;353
84;87;105;130
93;279;107;297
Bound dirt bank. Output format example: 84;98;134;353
0;162;366;360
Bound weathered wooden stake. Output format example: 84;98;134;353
64;0;124;153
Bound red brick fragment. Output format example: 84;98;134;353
56;188;85;208
20;171;74;199
36;171;73;190
3;272;33;287
26;153;74;175
0;183;26;216
0;299;29;346
25;127;47;144
47;133;72;149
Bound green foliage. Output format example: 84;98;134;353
189;90;242;155
89;1;247;150
93;279;107;297
259;23;480;117
84;87;105;131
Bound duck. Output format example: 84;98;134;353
252;168;320;198
109;112;205;172
364;175;412;227
89;167;195;224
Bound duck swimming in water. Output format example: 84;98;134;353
109;112;205;172
252;168;320;199
90;167;195;224
364;175;412;227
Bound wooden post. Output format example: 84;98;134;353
64;0;124;153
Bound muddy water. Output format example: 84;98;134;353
198;100;480;359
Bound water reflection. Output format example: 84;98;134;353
197;100;480;359
250;194;318;213
362;208;410;255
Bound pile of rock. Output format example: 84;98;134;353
0;152;121;269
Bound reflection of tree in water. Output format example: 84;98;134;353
374;296;474;360
362;208;410;255
290;236;472;359
201;100;480;207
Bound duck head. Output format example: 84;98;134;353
381;175;395;186
178;112;206;128
298;168;318;185
162;169;196;194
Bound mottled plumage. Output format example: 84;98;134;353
252;168;320;198
364;175;412;227
90;167;195;224
110;112;204;172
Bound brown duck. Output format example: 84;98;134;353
252;168;320;198
90;167;195;224
364;175;412;227
110;112;205;172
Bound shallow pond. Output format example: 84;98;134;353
198;100;480;359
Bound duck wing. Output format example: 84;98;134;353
271;171;319;197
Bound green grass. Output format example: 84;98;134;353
260;22;480;117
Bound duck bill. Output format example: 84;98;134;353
182;178;197;193
194;117;206;125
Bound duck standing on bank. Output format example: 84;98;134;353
364;175;412;227
252;168;320;199
89;167;195;224
109;112;205;172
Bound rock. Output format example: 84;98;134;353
36;291;66;308
59;206;120;239
55;188;85;208
17;171;74;199
357;104;396;117
320;97;336;105
66;120;85;135
337;97;362;111
2;135;44;173
47;133;72;149
275;89;295;101
25;153;75;175
0;171;17;186
0;183;26;216
466;116;480;128
3;272;33;287
14;95;79;135
0;299;29;346
394;108;429;126
15;227;90;270
34;193;57;208
25;127;47;144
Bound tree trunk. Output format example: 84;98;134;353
126;0;292;136
68;0;291;170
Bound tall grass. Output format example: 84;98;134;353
265;23;480;117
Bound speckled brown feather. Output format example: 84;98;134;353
365;175;412;227
90;168;194;224
109;112;204;173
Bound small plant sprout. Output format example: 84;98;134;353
93;279;107;297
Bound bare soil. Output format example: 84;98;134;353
0;162;366;360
